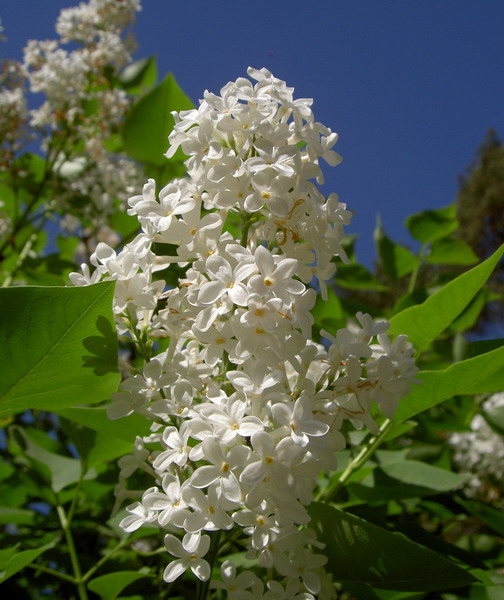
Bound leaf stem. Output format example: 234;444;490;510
81;537;129;583
197;530;222;600
319;418;393;503
407;243;427;293
57;504;89;600
26;562;77;584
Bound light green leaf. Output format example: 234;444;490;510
0;506;36;525
88;569;151;600
394;345;504;422
389;244;504;352
122;72;193;166
0;183;15;216
119;56;157;94
379;460;467;491
449;289;488;333
349;460;467;502
426;238;479;265
308;503;476;591
405;204;458;244
0;538;58;583
0;282;119;416
374;218;420;281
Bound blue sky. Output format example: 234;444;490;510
2;0;504;266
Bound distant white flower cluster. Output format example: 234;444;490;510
450;392;504;505
16;0;143;228
72;67;417;598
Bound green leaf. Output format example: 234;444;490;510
313;286;344;331
0;538;58;583
308;503;477;591
122;72;193;166
374;218;420;281
455;498;504;537
0;183;15;216
335;264;388;291
394;345;504;422
0;506;36;525
389;244;504;352
119;56;157;94
449;289;488;333
349;460;467;502
55;406;150;443
426;238;479;265
405;204;458;244
10;426;89;492
482;399;504;436
88;569;151;600
379;460;467;491
0;282;119;416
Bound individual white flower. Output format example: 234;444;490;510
271;395;329;446
211;560;260;599
163;531;211;582
190;437;250;503
198;253;256;307
249;246;305;303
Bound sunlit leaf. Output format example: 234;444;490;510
122;72;193;166
394;345;504;422
119;56;157;94
405;204;458;244
389;244;504;351
0;282;119;416
426;238;479;265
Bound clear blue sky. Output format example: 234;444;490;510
2;1;504;266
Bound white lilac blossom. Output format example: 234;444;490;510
20;0;143;229
449;392;504;506
71;67;418;598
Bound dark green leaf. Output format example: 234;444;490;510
10;425;89;492
309;503;477;591
0;538;58;583
313;286;344;330
455;498;504;537
335;264;388;291
88;570;151;600
0;282;119;415
375;218;420;281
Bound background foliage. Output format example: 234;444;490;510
1;6;503;598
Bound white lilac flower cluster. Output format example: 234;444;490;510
450;392;504;506
20;0;142;228
71;67;418;598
